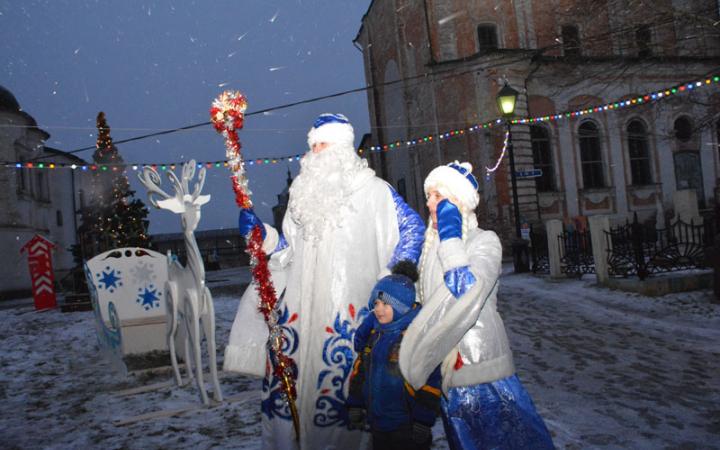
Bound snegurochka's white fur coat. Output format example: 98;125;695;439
399;217;515;394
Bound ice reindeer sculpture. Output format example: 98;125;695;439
138;160;223;405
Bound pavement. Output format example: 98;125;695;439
206;264;720;447
2;264;718;448
497;271;720;448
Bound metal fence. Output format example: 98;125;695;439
530;224;549;274
529;224;596;277
605;212;716;280
558;229;595;277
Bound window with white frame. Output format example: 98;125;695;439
627;120;652;185
578;121;605;188
530;125;555;192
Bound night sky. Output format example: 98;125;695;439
2;0;373;233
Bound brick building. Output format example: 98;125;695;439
354;0;720;241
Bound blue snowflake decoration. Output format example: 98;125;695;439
96;266;122;293
136;284;162;311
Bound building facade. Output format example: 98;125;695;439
0;86;91;299
355;0;720;240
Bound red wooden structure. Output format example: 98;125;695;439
20;234;57;310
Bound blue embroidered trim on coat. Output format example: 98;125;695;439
444;266;477;298
388;187;425;267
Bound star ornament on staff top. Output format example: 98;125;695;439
210;91;252;208
209;90;300;442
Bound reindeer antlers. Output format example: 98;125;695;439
137;159;207;209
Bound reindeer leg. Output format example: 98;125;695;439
166;282;182;386
203;287;223;402
182;310;195;383
187;299;209;406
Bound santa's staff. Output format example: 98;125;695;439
210;91;300;441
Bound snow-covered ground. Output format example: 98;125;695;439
1;266;719;449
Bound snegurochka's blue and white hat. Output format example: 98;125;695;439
424;161;480;210
307;113;355;149
368;273;416;319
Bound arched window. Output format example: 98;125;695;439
16;155;30;195
578;121;605;188
530;125;555;192
674;116;693;142
477;24;498;53
35;170;49;201
627;120;652;185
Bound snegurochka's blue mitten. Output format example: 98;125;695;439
437;199;462;241
238;208;266;240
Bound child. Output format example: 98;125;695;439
399;161;555;449
346;261;441;450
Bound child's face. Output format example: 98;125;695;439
373;299;394;324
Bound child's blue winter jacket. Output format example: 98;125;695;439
347;307;442;432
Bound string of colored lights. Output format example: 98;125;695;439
3;74;718;171
1;156;304;172
357;74;720;156
485;129;510;175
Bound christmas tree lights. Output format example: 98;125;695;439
77;112;152;257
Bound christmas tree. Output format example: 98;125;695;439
79;112;152;256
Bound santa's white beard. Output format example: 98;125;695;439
288;143;367;241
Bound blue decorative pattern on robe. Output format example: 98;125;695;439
443;266;477;298
261;304;300;420
441;375;555;450
388;187;425;267
314;305;370;427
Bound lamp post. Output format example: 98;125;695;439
496;82;529;272
496;82;521;239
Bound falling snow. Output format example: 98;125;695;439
438;11;462;25
2;1;375;233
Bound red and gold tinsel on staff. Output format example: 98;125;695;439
210;91;300;441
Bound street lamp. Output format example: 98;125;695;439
496;83;519;118
496;82;521;238
496;82;529;272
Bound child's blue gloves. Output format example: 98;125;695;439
437;199;462;241
238;208;266;240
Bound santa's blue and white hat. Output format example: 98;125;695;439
424;161;480;210
307;113;355;149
